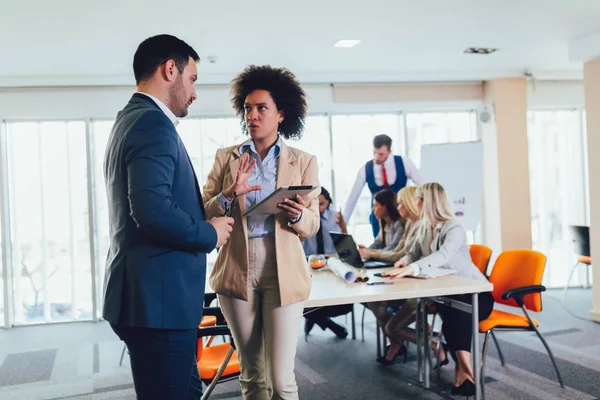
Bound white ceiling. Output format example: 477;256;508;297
2;0;600;87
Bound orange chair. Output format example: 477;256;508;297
469;244;493;276
118;314;218;366
197;307;240;400
479;250;564;397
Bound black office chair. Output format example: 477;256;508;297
564;225;592;299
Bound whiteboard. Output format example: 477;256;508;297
419;141;483;232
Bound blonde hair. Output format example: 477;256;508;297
417;182;454;226
397;186;420;221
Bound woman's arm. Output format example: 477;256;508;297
398;225;424;265
383;220;404;250
414;222;466;270
202;148;227;220
368;227;383;249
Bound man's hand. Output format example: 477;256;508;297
336;209;347;233
393;259;408;269
207;217;235;248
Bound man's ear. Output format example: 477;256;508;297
162;60;177;82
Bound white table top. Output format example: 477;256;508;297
305;267;493;308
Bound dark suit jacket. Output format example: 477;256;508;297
102;93;217;329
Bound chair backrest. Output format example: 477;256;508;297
488;249;546;312
197;338;205;360
469;244;493;276
569;225;590;257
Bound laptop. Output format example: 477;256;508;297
330;232;395;269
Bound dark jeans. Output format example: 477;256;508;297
437;292;495;353
304;304;353;325
112;324;202;400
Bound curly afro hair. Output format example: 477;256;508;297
231;65;307;140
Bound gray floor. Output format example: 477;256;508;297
0;288;598;399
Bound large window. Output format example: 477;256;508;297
528;110;589;288
0;110;481;327
293;115;333;191
405;112;478;167
6;121;92;324
91;120;113;317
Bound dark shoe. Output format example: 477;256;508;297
433;342;450;370
451;379;476;397
304;319;315;336
328;319;348;339
376;344;407;365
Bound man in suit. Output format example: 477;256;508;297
103;34;234;399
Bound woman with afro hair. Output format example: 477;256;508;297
202;65;320;399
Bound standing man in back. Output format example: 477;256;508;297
103;34;234;399
343;134;426;238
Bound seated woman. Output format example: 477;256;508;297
358;189;404;251
363;186;421;364
384;183;494;398
303;187;353;338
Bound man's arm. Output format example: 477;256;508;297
403;157;427;185
126;112;217;253
342;166;367;223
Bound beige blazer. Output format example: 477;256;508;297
202;140;320;307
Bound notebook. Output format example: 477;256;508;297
409;267;457;279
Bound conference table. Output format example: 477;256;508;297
305;264;493;400
203;262;493;400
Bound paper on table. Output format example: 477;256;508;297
326;258;356;283
411;267;457;279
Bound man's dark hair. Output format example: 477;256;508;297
320;187;333;209
231;65;307;140
373;134;392;149
133;34;200;84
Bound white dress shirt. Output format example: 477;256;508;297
343;155;426;222
136;92;179;127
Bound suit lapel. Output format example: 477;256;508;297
180;142;206;216
229;146;248;216
276;141;297;188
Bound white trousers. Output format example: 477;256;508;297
219;238;304;400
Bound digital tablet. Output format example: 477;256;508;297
242;185;319;217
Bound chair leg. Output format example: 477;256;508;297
376;321;382;357
481;331;491;400
586;263;591;289
521;306;564;388
201;345;236;400
531;324;565;388
119;343;127;366
490;331;505;366
436;333;443;381
563;261;580;300
361;305;367;342
351;305;356;340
